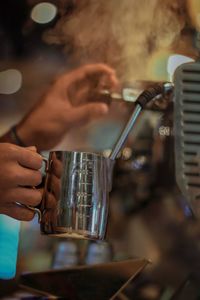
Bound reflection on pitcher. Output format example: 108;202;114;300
40;151;114;240
40;152;62;233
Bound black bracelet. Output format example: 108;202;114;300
10;126;26;147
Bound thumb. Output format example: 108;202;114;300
68;103;109;126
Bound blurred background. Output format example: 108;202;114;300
1;0;200;299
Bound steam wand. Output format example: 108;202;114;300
109;82;174;160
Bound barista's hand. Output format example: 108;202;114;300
15;63;118;151
0;143;43;221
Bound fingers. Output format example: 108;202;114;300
6;187;42;207
17;147;43;170
0;186;43;221
0;203;35;221
3;144;42;170
71;84;90;105
14;167;42;187
75;63;118;84
59;63;118;89
67;102;109;126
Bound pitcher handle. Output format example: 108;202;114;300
15;157;49;222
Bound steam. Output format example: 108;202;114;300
43;0;187;81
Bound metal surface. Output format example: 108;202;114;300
19;258;149;300
40;151;114;240
110;104;142;160
174;61;200;217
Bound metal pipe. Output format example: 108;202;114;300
109;104;142;160
109;82;174;161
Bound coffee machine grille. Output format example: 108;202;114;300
174;62;200;216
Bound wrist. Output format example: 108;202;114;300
0;126;27;146
10;125;27;147
15;122;37;148
16;122;47;151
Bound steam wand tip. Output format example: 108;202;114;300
109;82;174;161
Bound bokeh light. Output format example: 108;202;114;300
0;69;22;95
31;2;57;24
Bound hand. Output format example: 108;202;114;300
0;143;43;221
16;63;118;151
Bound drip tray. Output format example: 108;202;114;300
20;258;149;300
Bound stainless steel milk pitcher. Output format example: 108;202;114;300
40;151;114;240
25;83;170;240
